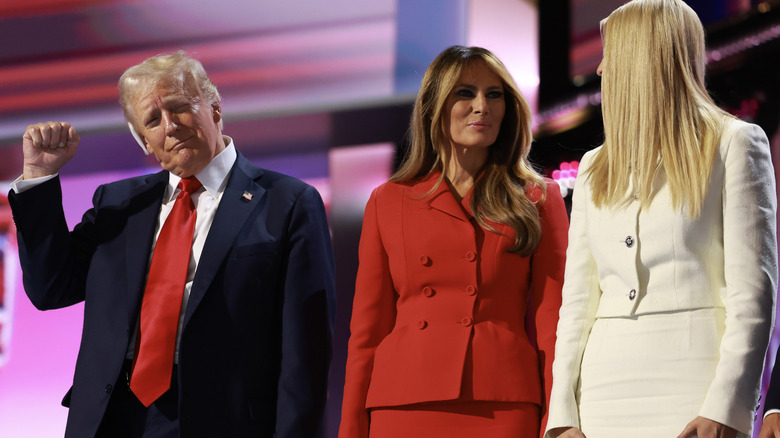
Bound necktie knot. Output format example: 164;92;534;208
179;176;202;195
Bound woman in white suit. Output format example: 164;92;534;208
544;1;778;437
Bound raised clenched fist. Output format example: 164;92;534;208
22;121;80;179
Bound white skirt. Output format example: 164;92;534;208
578;307;747;437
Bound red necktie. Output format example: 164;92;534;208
130;176;201;407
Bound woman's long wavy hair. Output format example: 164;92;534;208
390;45;545;256
588;0;731;217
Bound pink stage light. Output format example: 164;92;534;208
552;160;580;197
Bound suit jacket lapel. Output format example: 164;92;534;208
415;171;470;222
124;171;169;324
183;153;266;327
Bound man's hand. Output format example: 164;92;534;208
678;416;737;438
22;121;79;179
759;413;780;438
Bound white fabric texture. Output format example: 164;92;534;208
578;308;728;437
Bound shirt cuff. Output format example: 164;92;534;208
765;409;780;419
10;174;57;194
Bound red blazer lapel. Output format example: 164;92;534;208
413;172;470;222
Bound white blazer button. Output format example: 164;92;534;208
629;289;637;300
625;236;634;248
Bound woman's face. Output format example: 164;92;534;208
442;61;506;151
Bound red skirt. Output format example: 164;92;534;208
368;400;540;438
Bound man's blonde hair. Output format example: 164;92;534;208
119;51;221;131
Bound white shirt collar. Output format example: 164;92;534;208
166;136;237;200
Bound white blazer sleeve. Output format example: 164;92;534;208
544;149;603;436
699;121;778;433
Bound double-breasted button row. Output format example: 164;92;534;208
418;318;475;329
421;286;477;297
420;253;477;264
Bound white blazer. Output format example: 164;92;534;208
545;118;778;435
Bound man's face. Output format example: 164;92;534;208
132;80;224;178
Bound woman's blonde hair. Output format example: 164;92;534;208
588;0;730;216
391;45;545;255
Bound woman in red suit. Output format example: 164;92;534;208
339;46;569;438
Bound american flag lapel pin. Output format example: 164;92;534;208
242;191;253;202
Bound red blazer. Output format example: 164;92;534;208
339;173;568;438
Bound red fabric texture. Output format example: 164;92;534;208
130;176;201;407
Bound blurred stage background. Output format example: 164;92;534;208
0;0;779;436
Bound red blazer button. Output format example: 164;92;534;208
461;317;473;327
423;286;435;297
465;251;476;261
418;320;428;330
419;255;431;266
465;285;477;296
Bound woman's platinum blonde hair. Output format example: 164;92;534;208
588;0;730;217
391;45;545;255
118;51;221;132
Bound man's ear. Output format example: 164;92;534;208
127;122;151;156
212;102;222;124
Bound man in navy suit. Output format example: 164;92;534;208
8;51;335;437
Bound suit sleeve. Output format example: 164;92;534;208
275;185;337;438
339;188;398;438
699;122;777;433
9;175;100;309
528;180;568;437
544;151;603;437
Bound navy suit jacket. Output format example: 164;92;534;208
9;152;336;437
